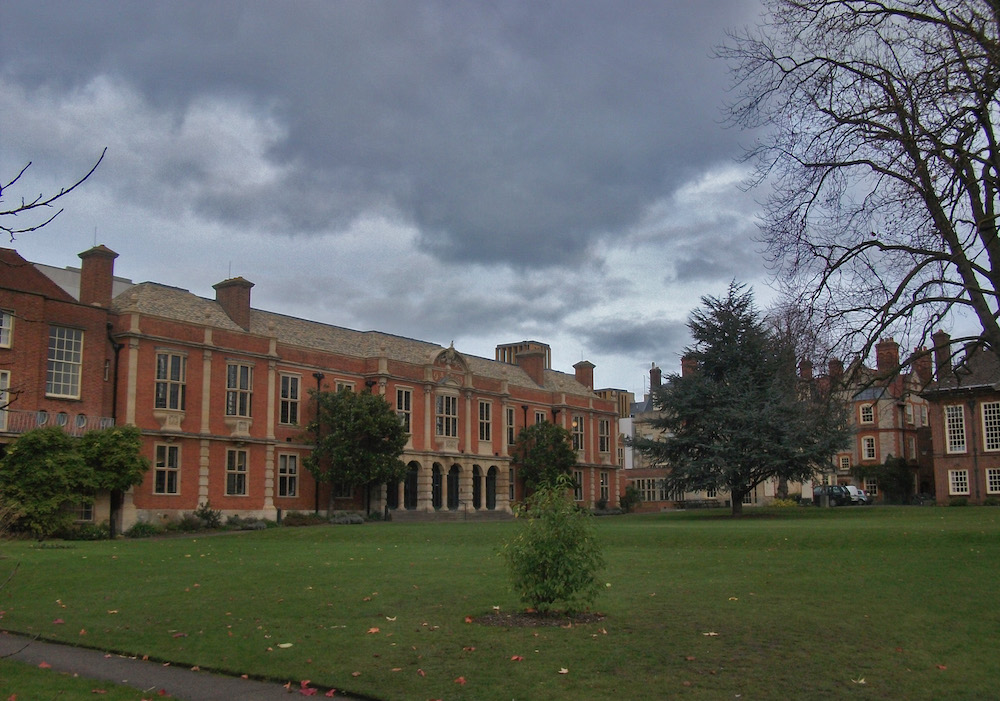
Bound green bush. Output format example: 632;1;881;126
124;521;165;538
169;514;205;532
771;498;799;508
193;501;222;528
620;486;641;514
500;475;605;613
57;522;110;541
984;497;1000;506
949;497;969;507
281;511;329;527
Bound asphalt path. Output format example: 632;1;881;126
0;630;356;699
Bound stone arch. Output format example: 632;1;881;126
431;463;444;510
486;466;498;510
403;461;420;510
447;463;461;510
472;465;483;510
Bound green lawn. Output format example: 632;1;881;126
1;507;998;700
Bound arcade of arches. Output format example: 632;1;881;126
381;459;509;513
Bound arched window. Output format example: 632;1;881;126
447;465;460;510
486;466;498;510
472;465;482;509
432;464;443;510
386;478;400;510
404;463;419;510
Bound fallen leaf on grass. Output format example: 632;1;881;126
462;646;476;652
464;616;473;623
851;678;866;685
277;643;294;648
91;690;107;695
171;633;187;638
38;662;51;669
417;669;426;677
558;668;569;675
52;619;64;625
510;656;524;662
702;632;719;637
454;677;467;685
351;672;361;678
936;665;947;671
325;690;336;698
385;616;396;621
685;656;696;661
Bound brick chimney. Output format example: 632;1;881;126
213;277;254;330
650;362;662;390
876;338;900;375
515;348;546;386
78;245;118;307
573;360;595;390
828;358;844;384
912;347;933;386
799;359;813;380
932;330;952;378
681;355;698;377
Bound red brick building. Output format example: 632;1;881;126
2;246;619;529
922;332;1000;505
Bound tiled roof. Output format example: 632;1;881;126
112;282;597;397
926;346;1000;393
1;248;78;302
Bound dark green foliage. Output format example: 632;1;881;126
79;424;150;537
0;426;93;539
57;522;110;541
511;421;578;491
620;485;641;514
852;455;915;505
304;388;407;510
193;501;222;528
636;283;850;515
501;474;605;613
281;511;329;527
124;521;164;538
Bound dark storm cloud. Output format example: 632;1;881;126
1;0;762;270
572;316;689;358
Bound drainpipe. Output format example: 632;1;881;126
106;323;123;424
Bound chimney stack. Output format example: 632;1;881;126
78;245;118;308
650;362;662;389
681;355;698;377
799;359;813;380
913;347;933;386
932;330;952;379
573;360;595;390
828;359;844;384
515;349;547;386
876;338;900;375
213;277;254;330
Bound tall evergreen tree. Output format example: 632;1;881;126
636;283;849;515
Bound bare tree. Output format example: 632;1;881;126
1;148;106;241
721;1;1000;371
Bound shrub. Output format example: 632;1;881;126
57;522;110;541
771;498;799;508
501;475;605;613
984;497;1000;506
620;486;641;514
170;514;205;532
193;502;222;529
124;521;164;538
949;497;969;507
281;511;329;527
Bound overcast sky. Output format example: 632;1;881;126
1;0;771;397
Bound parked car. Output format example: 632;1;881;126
813;484;852;506
844;485;864;504
856;488;870;505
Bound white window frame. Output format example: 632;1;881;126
396;388;412;434
46;325;83;398
861;436;876;461
905;403;914;424
534;410;547;425
986;467;1000;495
860;404;874;424
279;374;300;426
598;418;610;453
478;400;492;442
225;362;253;418
600;471;609;502
154;444;180;495
983;402;1000;451
864;478;878;496
435;393;458;437
155;351;187;411
839;455;851;471
506;406;515;445
335;381;355;393
226;448;248;496
572;414;585;451
948;469;969;496
573;470;584;501
0;309;12;348
278;453;298;497
945;405;967;453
